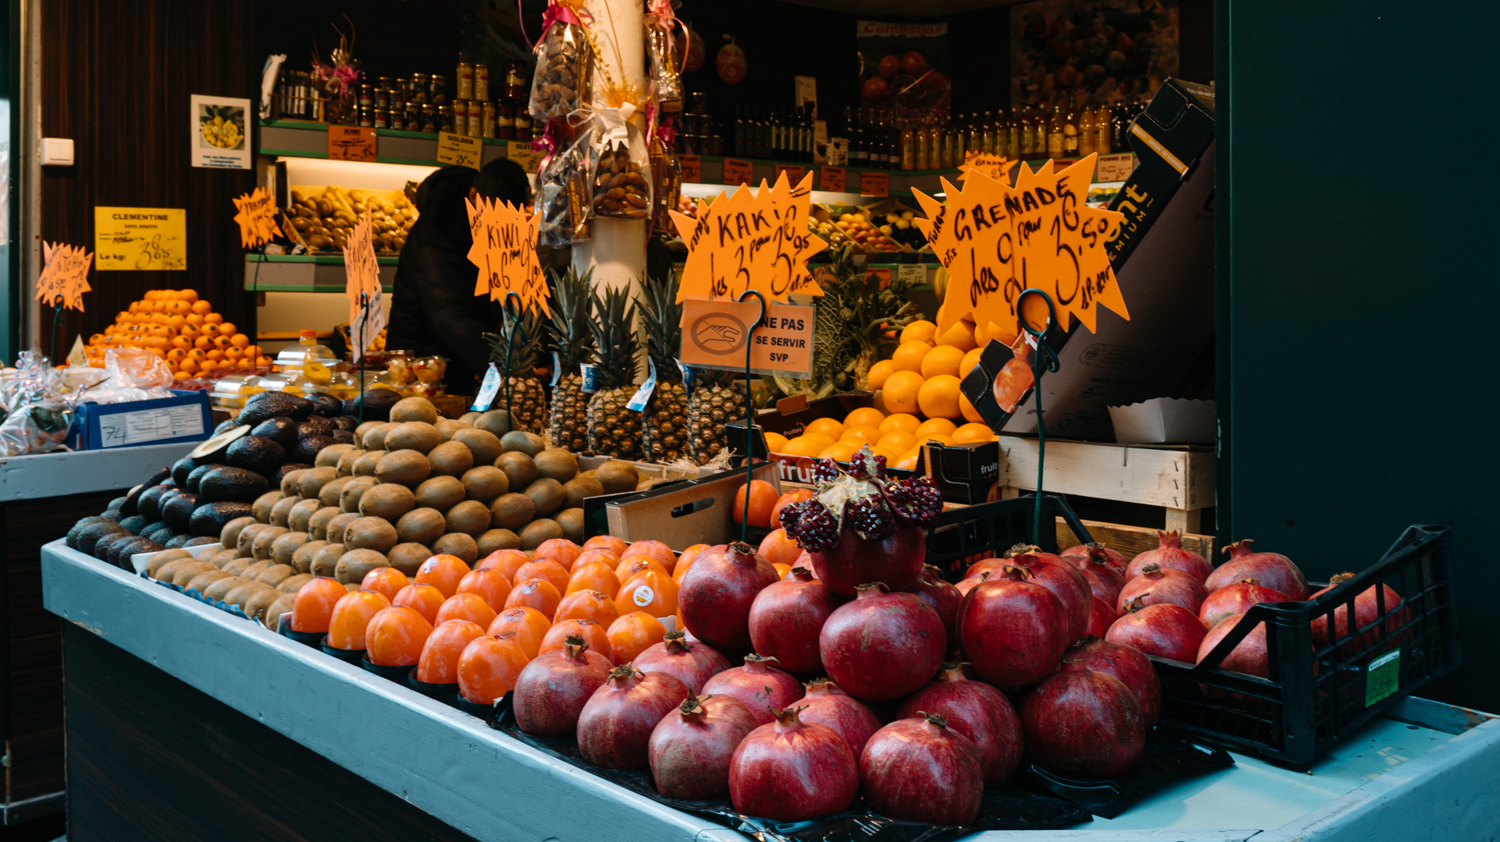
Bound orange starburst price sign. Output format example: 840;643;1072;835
232;188;278;248
466;196;548;316
668;171;828;303
915;153;1127;338
36;242;93;312
957;151;1018;184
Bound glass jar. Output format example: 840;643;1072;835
451;102;467;136
374;87;389;110
409;74;430;105
475;64;490;102
357;84;374;111
422;104;438;134
482;102;497;139
358;108;374;128
457;61;474;100
430;74;448;105
389;108;405;131
467;100;483;138
505;62;526;101
373;108;388;129
513;108;531;141
497;101;516;140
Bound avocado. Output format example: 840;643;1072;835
299;415;335;436
165;534;193;549
310;393;343;418
161;492;202;533
226;435;286;477
119;466;171;516
93;532;131;562
119;515;148;535
76;521;127;555
293;434;336;464
137;485;171;523
67;516;110;548
213;418;243;436
99;509;123;522
345;389;401;422
334;414;360;432
146;524;177;545
108;495;129;511
274;463;313;485
331;429;355;444
240;392;313;425
189;425;252;466
171;457;197;487
190;501;254;537
250;417;299;449
185;463;225;494
199;467;270;503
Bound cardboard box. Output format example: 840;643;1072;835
923;440;1001;505
1108;398;1215;444
603;462;781;550
68;390;213;451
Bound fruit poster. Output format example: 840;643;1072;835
191;94;251;170
856;21;950;127
1010;0;1179;108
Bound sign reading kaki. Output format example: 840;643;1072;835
437;132;482;170
958;151;1017;184
35;242;93;311
343;212;384;363
679;297;814;378
232;188;278;248
668;171;827;304
466;196;549;315
94;207;186;271
915;154;1127;338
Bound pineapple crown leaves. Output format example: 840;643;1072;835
545;266;597;370
482;308;544;375
587;283;640;391
635;273;684;386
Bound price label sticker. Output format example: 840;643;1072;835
1096;153;1136;183
437;132;483;170
632;586;655;608
723;158;754;186
550;351;562;387
818;166;845;192
94;208;186;271
507;141;543;173
860;171;888;198
679;154;701;183
98;404;205;448
472;364;502;411
580;363;601;393
1365;650;1401;707
328;126;376;161
626;358;658;412
897;264;926;285
774;164;806;185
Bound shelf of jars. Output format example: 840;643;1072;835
244;253;397;294
258;120;530;167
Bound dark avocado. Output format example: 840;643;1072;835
293;434;335;464
76;521;127;555
119;466;171;516
107;535;151;568
334;415;360;432
331;429;355;444
94;532;131;561
273;463;314;485
190;425;251;466
345;389;400;422
147;526;177;545
172;456;197;486
298;415;335;436
226;435;286;477
108;496;129;511
67;516;112;548
99;509;123;522
164;534;192;549
311;393;343;418
161;492;202;533
185;463;225;494
199;467;270;503
250;417;300;449
190;501;256;537
119;515;148;535
137;486;171;523
240;392;313;426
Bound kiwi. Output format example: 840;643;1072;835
291;540;328;574
461;466;509;503
555;508;585;544
477;528;521;555
337;448;367;477
220;516;256;550
288;498;322;533
501;431;545;458
496;452;539;492
224;580;274;608
264;592;299;630
270;496;299;528
597;461;641;494
518;519;564;551
474;409;515;439
561;475;605;510
256;563;296;587
203;576;250;601
308;507;341;540
396;507;446;545
279;469;309;497
354;450;384;477
339;477;380;513
375;450;431;486
210;548;240;567
171;561;216;587
186;569;233;594
354;420;383;440
336;549;390;584
490;492;536;530
427;441;474;478
252;526;290;560
278;573;314;593
358;483;416;521
272;532;312;566
534;448;579;483
237;523;268;558
415;475;466;510
523;478;565;518
325;513;360;545
432;533;478;564
152;556;195;582
312;543;345;578
252;491;283;524
387;543;433;576
444;500;492;537
384;422;442;455
460;411;482;426
361;423;395;450
390;397;439;424
318;475;356;508
435;418;466;442
298;467;339;500
243;586;284;621
450;428;502;468
316;443;355;469
344;516;399;553
221;558;253;577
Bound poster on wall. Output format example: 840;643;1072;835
1011;0;1178;110
856;21;950;127
191;94;251;169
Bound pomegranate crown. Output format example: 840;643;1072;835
804;677;841;694
662;630;691;653
778;445;942;551
916;710;950;730
743;653;779;669
608;663;641;683
1124;595;1147;612
678;692;706;717
1157;530;1184;549
1140;562;1163;576
1006;543;1042;559
771;705;808;728
1224;538;1255;557
1084;543;1113;564
562;633;588;658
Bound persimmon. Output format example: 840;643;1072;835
436;592;499;628
393;582;446;625
415;554;470;597
513;559;570;595
361;566;410;602
566;561;621;596
607;611;666;664
769;489;814;528
364;606;433;666
290;577;347;633
326;589;391;650
733;479;778;527
456;568;512;610
533;538;582;571
582;535;627;557
674;544;718;585
417;619;487;684
621;540;676;574
553;589;619;627
758;528;802;568
616;570;678;619
773;563;792;579
614;555;670;585
539;618;613;663
476;548;530;582
487;607;551;658
457;633;530;704
571;548;620;575
504;578;562;620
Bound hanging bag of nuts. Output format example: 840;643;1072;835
528;0;593;122
591;97;652;220
533;121;594;245
644;0;684;114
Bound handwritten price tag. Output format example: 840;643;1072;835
723;158;754;186
818;166;845;192
860;171;888;198
94;207;186;271
328;126;376;161
507;141;543;173
679;154;701;183
1096;153;1135;182
437;132;482;170
36;242;93;311
343;213;385;363
232;188;279;248
958;151;1017;184
466;196;549;315
774;164;806;185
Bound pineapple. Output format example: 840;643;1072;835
481;309;548;434
585;284;643;459
687;368;747;466
544;267;596;451
636;273;689;463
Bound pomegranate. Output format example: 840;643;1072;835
1105;602;1206;663
860;713;984;826
1206;540;1310;600
648;693;759;800
958;566;1070;687
512;634;613;736
897;663;1024;785
1005;545;1093;641
779;449;942;597
796;678;882;756
1310;572;1409;653
634;630;731;693
964;556;1004;579
701;655;804;725
577;664;689;768
1087;596;1119;638
1116;563;1208;615
747;566;839;675
955;572;988;597
1195;612;1268;678
1067;547;1126;605
729;707;858;821
903;564;963;648
1124;531;1212;583
679;542;778;651
1199;579;1292;629
1066;637;1161;726
1022;661;1145;778
820;583;945;701
1062;542;1127;573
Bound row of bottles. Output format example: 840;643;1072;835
730;104;818;162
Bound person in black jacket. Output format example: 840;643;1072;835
386;158;532;394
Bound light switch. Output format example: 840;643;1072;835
40;138;74;166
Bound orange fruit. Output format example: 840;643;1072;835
435;592;498;628
223;348;244;362
733;479;778;527
953;422;996;443
918;375;962;419
505;578;562;619
616;570;678;618
818;441;860;462
326;589;392;650
217;321;237;337
212;336;233;351
393;582;447;625
165;314;186;330
960;348;984;379
769;489;814;527
205;349;225;362
533;538;583;571
915;418;958;439
673;544;713;586
230;333;250;348
365;606;434;666
614;556;670;587
185;313;204;327
177;289;199;303
622;540;678;574
165;349;187;363
839;424;880;443
935;321;977;351
920;345;965;379
844;407;886;428
763;431;789;453
487;606;552;658
866;359;895;391
177;359;199;374
878;413;921;435
456;568;512;610
779;436;822;458
539;618;614;662
567;561;621;597
194;336;212;351
607;611;667;664
172;371;190;381
891;341;931;373
416;619;487;685
900;320;937;345
803;432;836;449
553;589;620;627
457;633;530;704
416;554;471;597
878;430;918;453
289;577;348;634
191;300;211;315
204;312;223;325
959;393;984;423
805;417;844;440
361;567;410;602
896;449;922;471
476;548;532;582
165;300;189;315
514;559;571;595
882;371;925;415
582;535;628;557
758;529;802;567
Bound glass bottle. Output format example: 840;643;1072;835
1006;109;1020;159
976;111;992;156
1047;101;1065;159
1063;93;1080;159
1078;102;1095;160
1018;106;1034;158
733;106;745;157
851;108;868;168
1095;101;1111;155
966;113;983;162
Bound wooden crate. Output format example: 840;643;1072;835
1056;516;1215;561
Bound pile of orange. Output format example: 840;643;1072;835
86;289;272;379
766;404;996;470
863;316;1019;425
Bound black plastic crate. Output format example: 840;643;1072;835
922;493;1094;582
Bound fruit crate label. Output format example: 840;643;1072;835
1365;649;1401;708
327;126;376;161
723;158;754;186
436;132;482;170
679;297;813;378
859;171;888;198
819;166;845;192
472;364;501;411
627;358;658;412
774;164;806;185
679;154;701;183
94;207;186;271
99;404;205;448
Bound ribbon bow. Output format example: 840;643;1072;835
316;63;361;99
523;0;593;53
596;102;637;148
531;121;561;172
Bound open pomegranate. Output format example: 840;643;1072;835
959;566;1070;687
1006;544;1093;640
1124;531;1212;583
1199;579;1292;629
1309;572;1409;654
1021;660;1145;778
1116;563;1208;615
648;693;759;800
796;678;882;756
700;655;804;725
512;634;613;736
779;448;942;597
633;630;730;693
860;714;984;826
729;707;858;821
1087;596;1119;638
898;663;1024;785
679;542;779;651
1066;637;1161;726
1062;542;1127;573
747;567;839;675
1105;602;1206;663
820;583;946;701
903;564;963;649
577;664;689;769
1206;540;1309;600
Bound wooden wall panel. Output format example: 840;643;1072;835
39;0;257;356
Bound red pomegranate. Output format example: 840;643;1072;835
1087;596;1119;638
897;663;1024;785
904;565;963;648
1309;572;1409;653
648;693;759;800
701;655;805;725
1005;545;1092;641
1195;612;1268;677
779;449;942;597
955;572;988;597
964;556;1004;579
820;583;945;701
633;630;731;694
1021;660;1145;778
729;707;859;821
1062;542;1126;573
958;566;1070;687
860;714;984;826
1199;579;1292;629
796;678;882;756
1124;531;1211;583
679;542;779;651
1066;637;1161;726
512;634;613;736
1206;540;1310;600
577;664;690;769
1105;602;1206;663
1116;563;1208;615
1068;548;1126;605
747;567;839;675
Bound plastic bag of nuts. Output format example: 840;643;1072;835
534;129;593;245
528;8;592;122
591;103;652;220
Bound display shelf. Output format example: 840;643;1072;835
245;255;395;293
248;253;399;266
259;121;519;167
